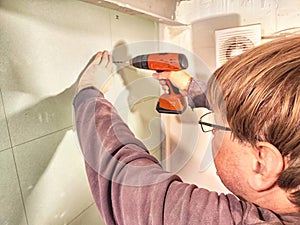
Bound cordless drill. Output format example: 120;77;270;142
115;53;189;114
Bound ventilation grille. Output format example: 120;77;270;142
215;24;261;68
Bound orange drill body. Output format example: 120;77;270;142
130;53;188;114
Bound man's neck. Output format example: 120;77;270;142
253;186;298;214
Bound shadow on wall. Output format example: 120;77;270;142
112;40;163;157
0;1;113;224
6;67;97;225
2;40;162;224
12;43;165;224
12;40;163;224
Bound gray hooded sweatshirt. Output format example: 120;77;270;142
73;82;300;225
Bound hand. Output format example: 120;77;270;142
152;71;192;96
77;51;114;93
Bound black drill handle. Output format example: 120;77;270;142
156;70;181;95
165;79;180;95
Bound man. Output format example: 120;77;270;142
74;35;300;224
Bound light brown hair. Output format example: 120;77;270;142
207;35;300;208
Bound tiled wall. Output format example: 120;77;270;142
4;1;299;224
0;0;159;224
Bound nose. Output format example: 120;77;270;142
212;128;217;135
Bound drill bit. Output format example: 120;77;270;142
113;60;132;68
113;60;130;64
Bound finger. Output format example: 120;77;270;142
84;51;103;72
106;54;114;71
107;54;112;65
152;71;171;80
162;85;169;93
159;79;167;86
99;50;109;67
93;51;103;64
152;73;160;80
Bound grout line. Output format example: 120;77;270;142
11;125;74;148
0;147;12;153
0;89;29;225
9;124;74;225
66;202;96;225
11;150;30;225
0;89;13;153
108;9;113;50
0;89;74;225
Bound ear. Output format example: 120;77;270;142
248;142;284;192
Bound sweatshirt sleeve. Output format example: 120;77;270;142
73;87;182;224
187;78;211;110
73;87;286;225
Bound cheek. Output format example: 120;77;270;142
212;135;251;195
211;133;236;180
212;141;220;159
212;139;228;172
212;142;239;193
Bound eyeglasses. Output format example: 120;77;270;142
198;111;231;133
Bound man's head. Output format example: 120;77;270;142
207;35;300;211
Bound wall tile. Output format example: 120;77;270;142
69;204;105;225
0;149;27;225
14;129;94;225
6;86;76;147
0;0;111;146
0;91;10;151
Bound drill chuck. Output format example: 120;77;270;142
130;54;149;69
